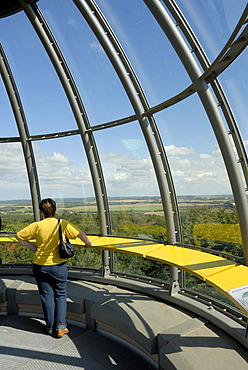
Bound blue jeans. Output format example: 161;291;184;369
33;262;68;333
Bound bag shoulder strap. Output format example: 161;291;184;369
58;219;70;243
58;219;62;242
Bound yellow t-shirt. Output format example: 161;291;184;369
17;217;80;266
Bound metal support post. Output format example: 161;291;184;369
0;44;41;220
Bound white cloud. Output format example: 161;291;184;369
212;148;221;155
51;152;69;163
90;41;104;54
99;143;231;196
165;144;195;156
0;144;93;200
164;144;231;195
196;171;214;179
176;158;191;165
199;153;213;160
0;140;234;200
100;152;157;195
113;172;128;181
67;18;77;27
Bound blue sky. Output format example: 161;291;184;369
0;0;247;200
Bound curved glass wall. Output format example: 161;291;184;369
0;143;31;202
94;121;169;280
0;84;19;137
0;11;78;135
0;0;247;308
39;0;134;125
33;137;95;201
95;0;192;106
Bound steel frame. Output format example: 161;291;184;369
0;0;247;277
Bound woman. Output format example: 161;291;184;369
16;198;92;338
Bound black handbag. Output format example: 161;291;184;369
58;219;75;258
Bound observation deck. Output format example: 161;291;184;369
0;1;247;368
1;235;248;369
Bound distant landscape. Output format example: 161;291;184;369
0;194;235;216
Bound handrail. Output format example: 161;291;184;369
1;231;243;261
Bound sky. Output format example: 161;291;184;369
0;0;247;201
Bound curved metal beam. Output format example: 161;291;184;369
0;44;41;220
0;0;37;18
145;0;248;265
73;0;180;246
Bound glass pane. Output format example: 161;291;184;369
0;10;78;135
33;135;101;269
186;274;238;308
94;121;169;281
0;77;19;137
0;143;31;201
39;0;134;125
175;0;246;62
155;93;243;259
114;252;170;283
96;0;191;107
33;136;95;201
94;122;166;238
0;142;34;263
33;136;94;200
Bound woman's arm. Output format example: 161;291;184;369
16;235;37;252
77;231;92;247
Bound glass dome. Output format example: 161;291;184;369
0;0;247;311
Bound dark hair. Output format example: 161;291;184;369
39;198;56;218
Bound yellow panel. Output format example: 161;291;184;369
73;235;101;246
32;235;163;257
145;245;236;280
90;236;163;257
2;235;247;313
206;265;248;292
0;236;17;243
5;235;235;280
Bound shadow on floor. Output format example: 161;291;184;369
0;315;155;369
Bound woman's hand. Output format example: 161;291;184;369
85;240;92;247
78;231;92;247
